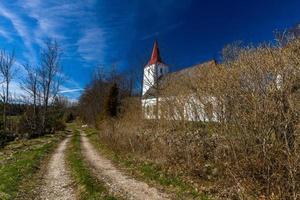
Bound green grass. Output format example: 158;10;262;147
66;128;117;200
0;135;61;200
84;127;211;200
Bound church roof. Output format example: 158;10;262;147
148;40;163;65
142;60;217;99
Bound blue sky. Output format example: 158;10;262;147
0;0;300;101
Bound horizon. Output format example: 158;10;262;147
0;0;300;101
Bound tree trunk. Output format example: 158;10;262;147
3;80;8;131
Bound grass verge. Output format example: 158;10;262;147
84;126;211;200
0;134;62;200
66;127;117;200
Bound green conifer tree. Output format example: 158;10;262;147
105;83;119;118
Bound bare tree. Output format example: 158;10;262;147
39;40;62;133
21;64;39;130
0;50;15;130
222;41;244;63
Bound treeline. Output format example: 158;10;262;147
78;67;138;125
78;36;300;199
0;41;75;147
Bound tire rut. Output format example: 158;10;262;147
80;131;170;200
37;136;75;200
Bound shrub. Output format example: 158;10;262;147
0;131;16;148
82;38;300;199
64;112;76;123
17;109;42;139
18;104;66;138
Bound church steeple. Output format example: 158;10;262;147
142;40;169;96
148;40;163;65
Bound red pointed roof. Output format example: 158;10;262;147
148;40;163;65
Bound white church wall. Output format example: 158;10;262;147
142;63;169;96
183;95;219;122
184;96;205;121
142;64;156;96
142;94;220;122
142;98;157;119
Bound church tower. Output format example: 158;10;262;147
142;40;169;96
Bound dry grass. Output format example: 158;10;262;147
89;38;300;199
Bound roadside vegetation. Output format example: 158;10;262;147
84;126;210;200
0;40;78;149
78;35;300;199
67;125;117;200
0;133;62;199
0;39;77;199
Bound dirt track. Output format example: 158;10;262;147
38;136;75;200
80;131;170;200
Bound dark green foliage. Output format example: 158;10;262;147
18;107;42;139
0;103;26;116
17;98;68;139
0;103;27;131
105;83;119;118
7;103;27;116
45;101;66;134
0;131;15;148
65;112;75;123
78;67;135;126
44;112;66;133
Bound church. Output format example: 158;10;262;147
141;41;219;122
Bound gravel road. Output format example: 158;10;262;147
81;131;170;200
38;136;75;200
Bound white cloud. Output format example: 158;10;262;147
19;0;105;63
0;0;129;100
0;80;26;99
20;1;71;47
77;27;106;62
0;2;36;62
0;28;12;41
59;88;83;94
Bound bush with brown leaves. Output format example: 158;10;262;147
88;39;300;199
